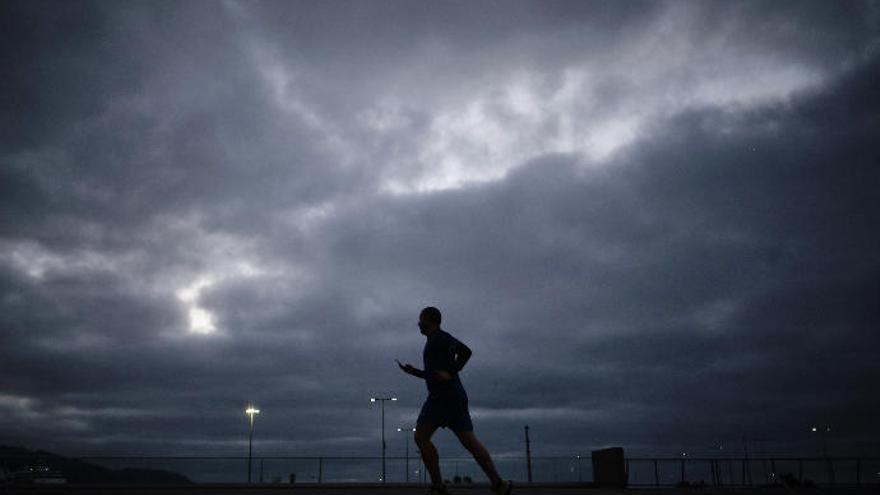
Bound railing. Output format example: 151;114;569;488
625;457;880;487
2;454;879;486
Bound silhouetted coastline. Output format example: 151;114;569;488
0;445;192;485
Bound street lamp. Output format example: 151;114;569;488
370;397;397;483
810;425;832;457
811;424;834;483
397;427;416;482
245;404;260;483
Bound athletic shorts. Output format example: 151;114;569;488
417;390;473;432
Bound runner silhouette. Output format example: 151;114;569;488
398;306;512;495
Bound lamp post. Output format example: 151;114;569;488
370;397;397;482
245;405;260;483
810;425;831;457
811;424;834;483
398;427;416;482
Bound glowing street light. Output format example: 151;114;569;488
810;425;832;457
245;405;260;483
810;424;835;483
370;397;397;482
397;426;416;482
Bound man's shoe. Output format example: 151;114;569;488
427;484;451;495
491;479;512;495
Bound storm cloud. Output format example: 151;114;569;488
1;0;878;465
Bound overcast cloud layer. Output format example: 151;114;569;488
2;0;879;468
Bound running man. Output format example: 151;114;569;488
398;306;512;495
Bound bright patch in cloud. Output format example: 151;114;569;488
0;240;131;280
188;307;216;334
374;61;825;196
176;277;217;335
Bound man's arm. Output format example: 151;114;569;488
398;361;427;379
433;340;471;382
450;338;472;373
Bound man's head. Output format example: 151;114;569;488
418;306;442;335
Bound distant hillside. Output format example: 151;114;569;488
0;445;192;484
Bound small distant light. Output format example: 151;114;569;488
370;398;376;402
811;426;818;432
391;397;398;401
681;452;688;456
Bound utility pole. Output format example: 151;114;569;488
525;425;533;483
741;434;752;485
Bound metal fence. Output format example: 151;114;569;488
3;454;879;486
625;457;880;487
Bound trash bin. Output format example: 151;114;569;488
592;447;627;488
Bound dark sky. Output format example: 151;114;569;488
1;0;879;463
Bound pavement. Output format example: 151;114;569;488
2;483;877;495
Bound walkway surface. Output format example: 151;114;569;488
2;483;875;495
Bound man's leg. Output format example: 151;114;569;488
453;429;502;486
415;422;442;485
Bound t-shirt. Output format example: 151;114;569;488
422;328;468;394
